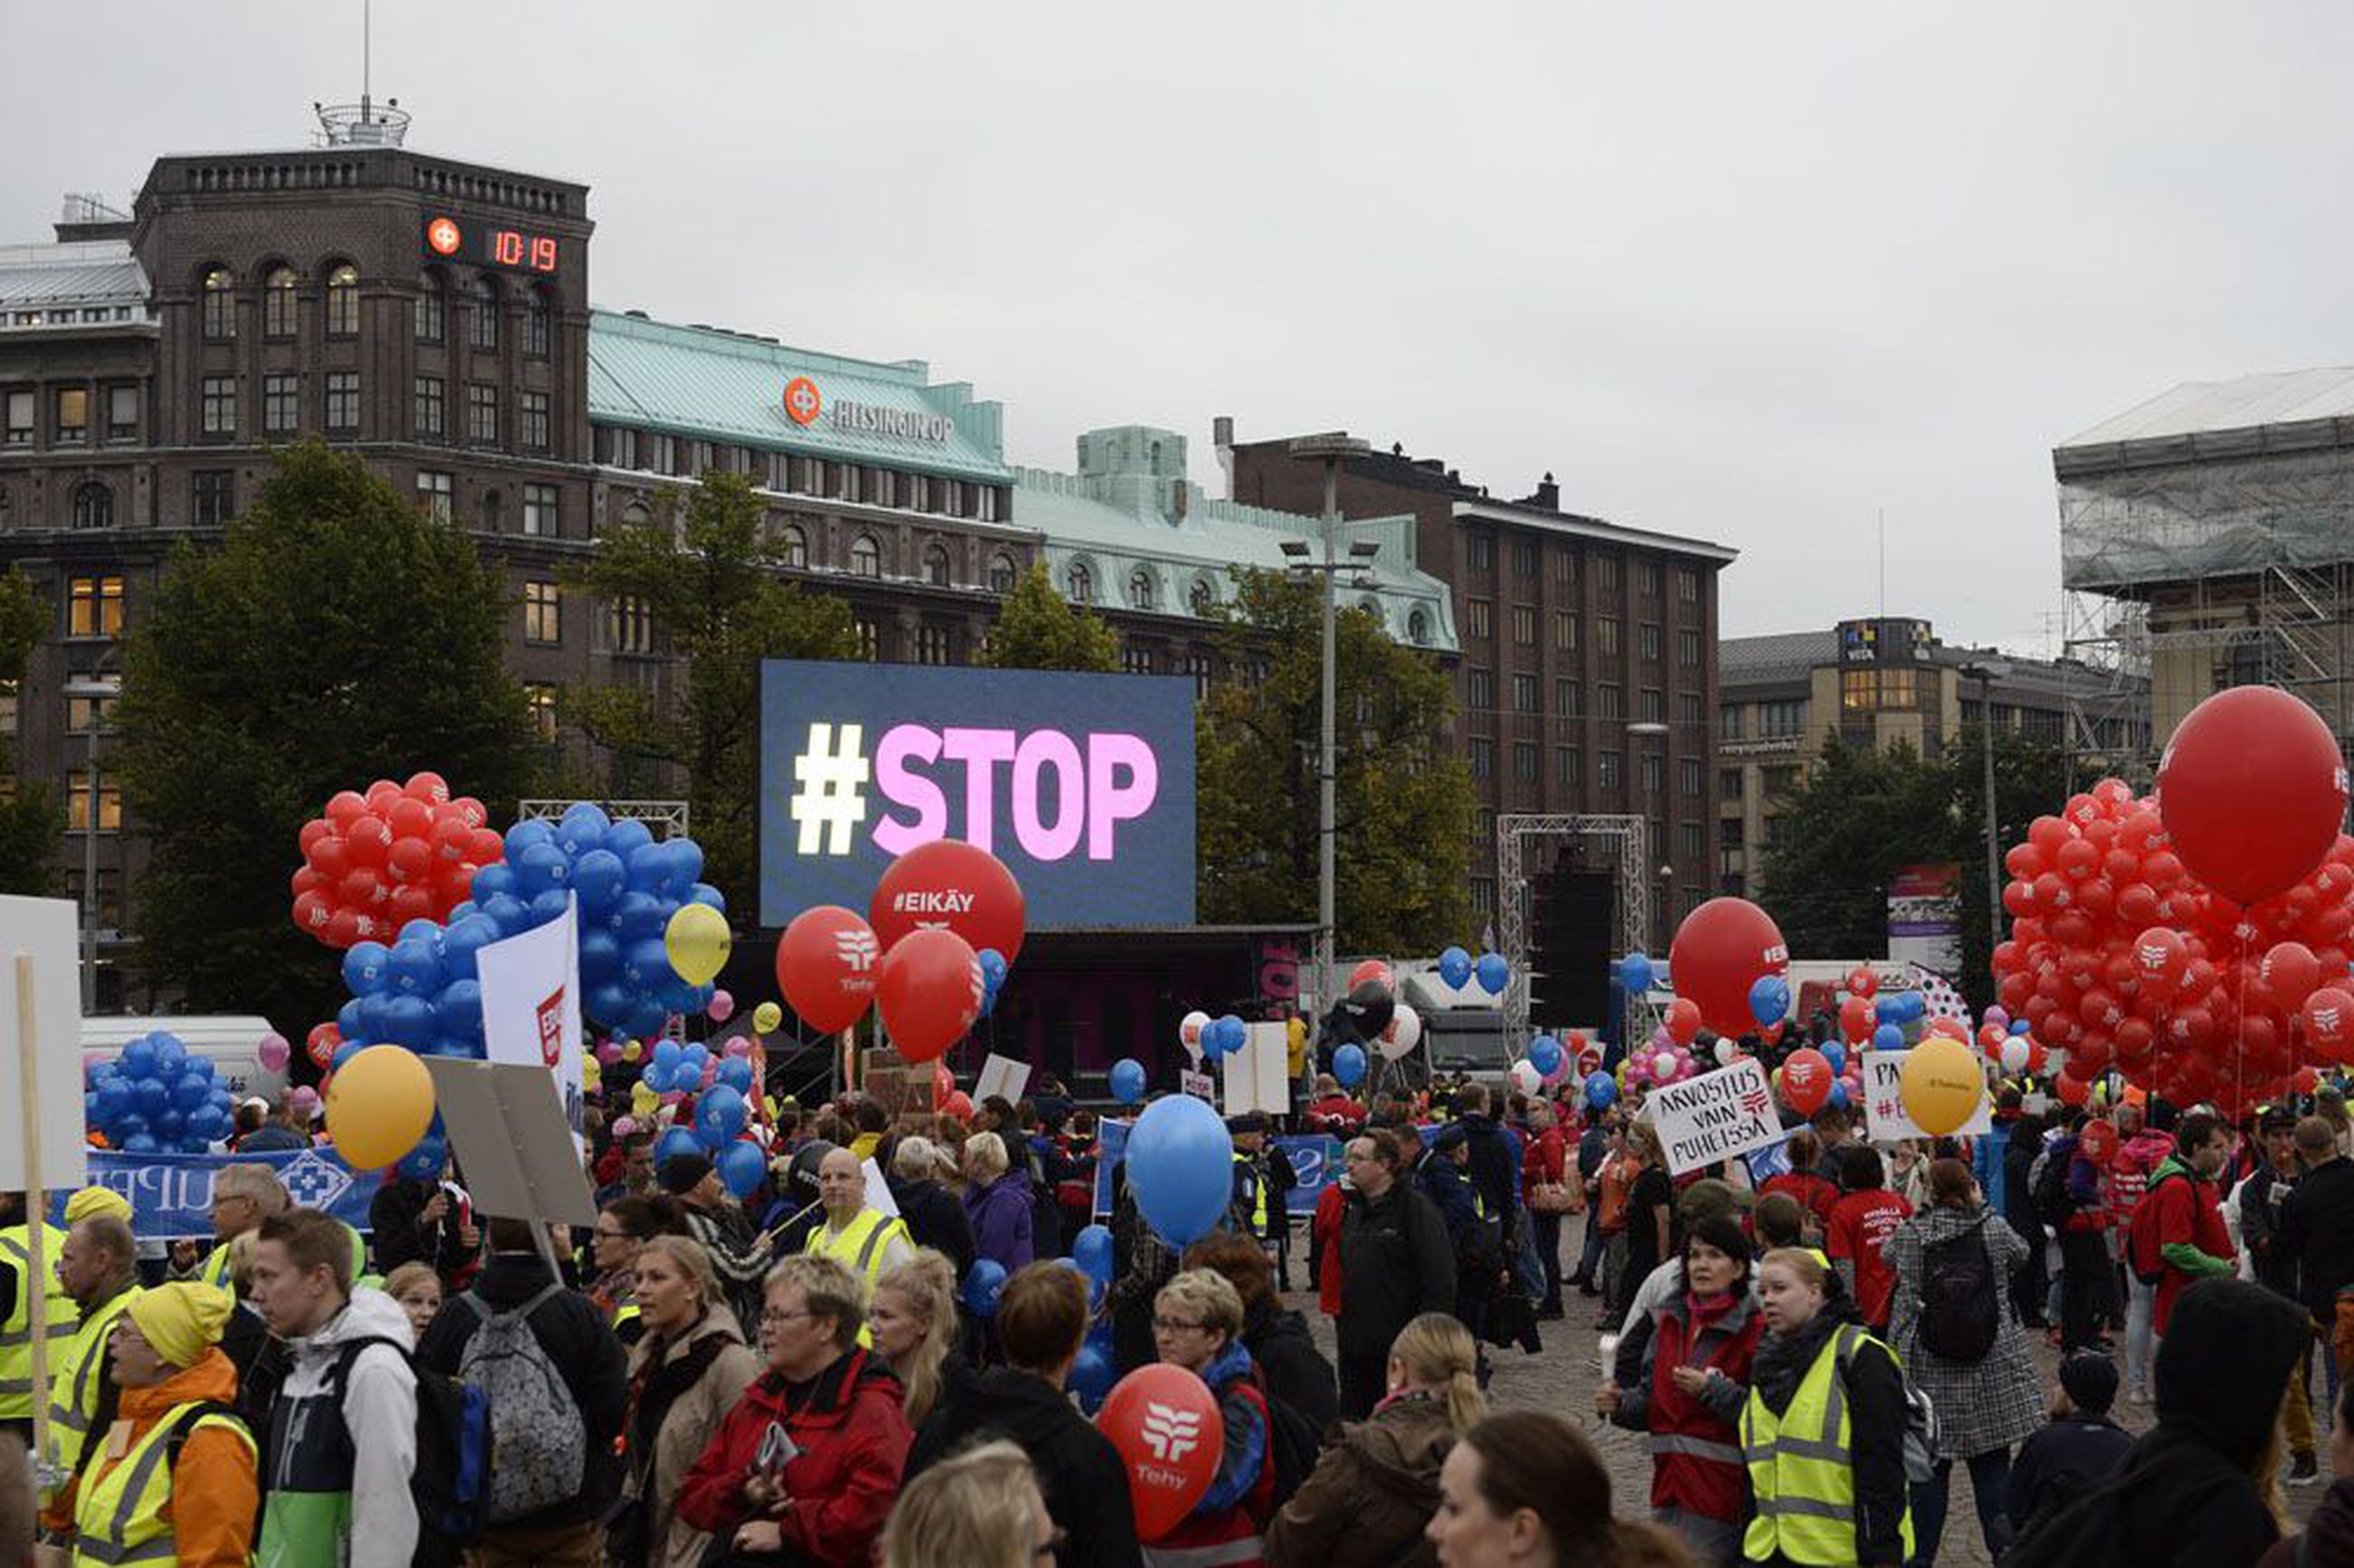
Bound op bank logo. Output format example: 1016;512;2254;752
759;661;1196;930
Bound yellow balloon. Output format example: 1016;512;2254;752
621;1038;644;1064
324;1046;436;1171
583;1059;603;1090
1899;1036;1984;1137
751;1001;783;1035
664;904;732;987
631;1082;659;1116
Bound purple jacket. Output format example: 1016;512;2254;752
965;1170;1036;1272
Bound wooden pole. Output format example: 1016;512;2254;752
16;953;54;1478
841;1027;857;1095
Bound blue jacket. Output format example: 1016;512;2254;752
1974;1119;2013;1216
1195;1339;1269;1514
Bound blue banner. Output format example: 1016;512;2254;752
47;1147;385;1242
1090;1120;1340;1219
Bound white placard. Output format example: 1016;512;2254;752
1180;1069;1215;1101
1860;1049;1993;1143
477;897;583;1144
1647;1056;1785;1177
419;1058;598;1228
0;894;87;1191
862;1157;899;1219
973;1053;1031;1108
1222;1022;1293;1118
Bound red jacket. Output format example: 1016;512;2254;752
1306;1095;1366;1134
1626;1293;1761;1525
1312;1181;1347;1317
2150;1159;2235;1334
1523;1127;1566;1189
675;1348;913;1568
1762;1171;1840;1235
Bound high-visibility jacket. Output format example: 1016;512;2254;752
1232;1154;1268;1237
1739;1324;1913;1566
49;1286;139;1473
0;1222;79;1419
804;1209;910;1347
196;1219;367;1293
72;1398;256;1568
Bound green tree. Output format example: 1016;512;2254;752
978;562;1117;673
1196;569;1474;954
113;440;541;1028
570;470;856;909
0;568;62;894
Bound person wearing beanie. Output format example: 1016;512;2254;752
62;1188;131;1229
59;1280;256;1568
42;1212;140;1512
661;1153;770;1334
2006;1353;2135;1535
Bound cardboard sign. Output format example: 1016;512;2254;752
1861;1049;1993;1143
478;897;583;1144
1180;1068;1216;1101
1646;1056;1785;1176
1222;1021;1292;1118
420;1057;598;1228
0;894;86;1192
862;1157;899;1219
973;1053;1032;1108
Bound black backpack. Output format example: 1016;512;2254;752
2032;1143;2080;1230
1916;1219;2000;1362
1249;1366;1325;1509
330;1335;493;1566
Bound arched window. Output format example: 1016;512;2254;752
1358;596;1384;628
468;275;500;350
780;523;809;569
263;266;299;337
849;533;881;578
523;287;551;358
989;552;1017;594
199;266;235;339
1127;567;1156;610
621;500;650;528
1067;560;1095;605
1408;607;1431;646
1189;578;1216;617
923;542;951;587
72;482;112;531
415;270;445;341
324;263;360;336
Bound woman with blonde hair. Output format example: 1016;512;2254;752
1267;1312;1486;1567
870;1248;967;1429
609;1234;761;1568
963;1130;1037;1275
1147;1268;1273;1564
880;1439;1054;1568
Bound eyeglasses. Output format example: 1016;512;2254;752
1152;1317;1206;1334
761;1307;818;1326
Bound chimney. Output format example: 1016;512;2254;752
1212;416;1236;501
1524;471;1559;511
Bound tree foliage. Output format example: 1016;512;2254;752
978;562;1118;673
1196;569;1474;954
569;470;857;910
0;568;62;895
113;440;541;1027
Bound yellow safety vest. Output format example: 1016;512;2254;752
804;1209;909;1348
0;1223;79;1419
72;1398;256;1568
1740;1324;1914;1566
49;1286;139;1471
196;1219;367;1293
1232;1153;1268;1236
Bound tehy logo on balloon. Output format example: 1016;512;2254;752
758;661;1196;929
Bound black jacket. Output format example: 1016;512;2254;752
2239;1162;2301;1298
368;1177;474;1284
1336;1181;1455;1359
2281;1154;2354;1325
1244;1296;1339;1432
2004;1132;2045;1240
1455;1114;1519;1229
890;1176;977;1279
416;1249;630;1530
905;1365;1142;1568
2006;1414;2135;1533
2263;1475;2354;1567
1750;1296;1909;1567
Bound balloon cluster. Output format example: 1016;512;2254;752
85;1033;235;1154
1437;945;1509;995
291;773;502;948
1670;897;1791;1038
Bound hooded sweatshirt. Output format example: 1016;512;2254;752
905;1364;1142;1568
2261;1475;2354;1567
65;1346;256;1568
256;1286;419;1568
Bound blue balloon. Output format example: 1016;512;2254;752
378;994;436;1048
687;882;726;913
557;802;611;857
682;1043;712;1078
1124;1095;1233;1248
386;938;444;997
331;1039;366;1073
172;1072;210;1112
435;980;485;1045
1438;945;1473;989
155;1108;185;1140
652;1038;683;1072
1829;1081;1850;1111
605;817;655;858
571;850;627;914
1108;1058;1146;1104
1748;975;1791;1028
623;937;671;989
150;1035;187;1076
2010;1018;2032;1035
96;1079;131;1124
1823;1041;1847;1076
665;837;704;890
397;918;445;947
441;914;501;980
1584;1070;1618;1110
133;1077;168;1117
716;1058;754;1094
624;843;667;894
505;818;554;854
1898;991;1926;1023
1217;1015;1248;1053
479;894;529;932
1068;1342;1116;1414
121;1134;158;1155
697;1085;748;1141
717;1140;768;1200
1875;995;1903;1024
184;1056;215;1084
397;1133;447;1182
1871;1023;1904;1052
1334;1042;1367;1088
512;841;569;897
468;863;517;902
654;1126;703;1172
187;1104;229;1143
523;888;569;928
961;1258;1008;1319
977;948;1009;993
1072;1223;1115;1286
1474;952;1509;996
1620;951;1655;994
1527;1036;1565;1077
342;942;392;997
119;1037;155;1080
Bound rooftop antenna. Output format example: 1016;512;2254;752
315;0;408;147
1877;507;1886;624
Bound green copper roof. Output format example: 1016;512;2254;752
586;309;1010;483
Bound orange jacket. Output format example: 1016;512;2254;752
46;1347;256;1567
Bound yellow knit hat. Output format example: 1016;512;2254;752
126;1282;232;1368
63;1187;132;1227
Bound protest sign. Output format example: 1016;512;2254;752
1861;1049;1992;1143
478;895;584;1143
49;1147;381;1241
973;1053;1032;1107
1180;1069;1215;1101
422;1057;598;1229
1223;1022;1291;1117
1647;1057;1785;1176
0;894;83;1193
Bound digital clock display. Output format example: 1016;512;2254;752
420;213;560;275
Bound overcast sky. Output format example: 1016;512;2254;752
8;2;2347;649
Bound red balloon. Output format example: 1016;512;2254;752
342;815;392;867
1099;1365;1225;1539
364;779;404;813
2159;686;2349;905
2056;838;2100;881
385;884;435;926
292;891;331;936
1839;996;1875;1044
1347;959;1393;992
2132;927;2189;991
385;837;434;884
1846;967;1879;999
941;1090;973;1123
404;770;450;805
386;798;435;840
869;839;1027;962
1664;997;1703;1047
306;1022;342;1070
876;928;984;1064
2080;1119;2120;1164
2303;987;2354;1064
774;905;882;1034
932;1061;955;1102
1782;1047;1832;1115
1669;897;1788;1037
2262;942;2322;1013
2055;1072;2091;1106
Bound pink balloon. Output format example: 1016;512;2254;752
287;1085;320;1113
611;1116;638;1137
707;990;735;1023
722;1036;752;1057
256;1033;291;1072
595;1039;624;1066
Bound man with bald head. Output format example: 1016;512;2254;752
803;1146;913;1345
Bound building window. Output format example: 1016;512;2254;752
1408;607;1431;645
1468;668;1495;711
414;376;445;438
261;266;300;336
1639;560;1662;598
416;471;454;523
525;683;558;741
200;266;235;339
1678;692;1702;725
1760;698;1805;737
261;373;299;435
54;387;88;444
1511;673;1538;714
1514;741;1540;783
521;391;549;452
105;386;138;442
1067;561;1094;604
780;524;809;569
201;376;236;436
1679;627;1700;667
1554;611;1577;652
978;485;999;522
469;276;500;350
1640;622;1661;661
4;391;31;445
1122;645;1155;675
692;441;715;478
905;473;930;511
1720;703;1745;740
1679;567;1700;604
1641;687;1663;722
72;482;112;531
1599;750;1622;789
68;779;121;834
1597;555;1622;592
1469;737;1495;779
523;483;557;537
324;263;359;336
68;575;124;637
1512;539;1539;577
1512;604;1536;645
619;499;649;528
1555;550;1578;587
1597;617;1621;657
523;580;561;645
1467;531;1493;571
1640;751;1663;792
990;553;1017;594
1555;678;1581;717
916;624;953;665
467;383;498;445
1471;877;1496;915
1681;756;1703;797
849;534;881;578
524;290;550;358
1557;746;1582;786
1598;683;1623;720
325;371;359;434
1467;598;1492;640
924;543;951;588
942;480;965;516
869;469;896;509
1721;769;1744;799
606;594;651;654
66;684;117;732
853;616;881;661
1127;567;1156;610
192;471;233;525
415;271;445;341
1681;821;1705;860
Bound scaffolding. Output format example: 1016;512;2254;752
1496;813;1649;1047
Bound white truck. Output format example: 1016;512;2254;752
80;1016;285;1103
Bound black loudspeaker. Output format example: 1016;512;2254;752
1530;866;1613;1029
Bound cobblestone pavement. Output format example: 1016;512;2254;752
1285;1215;2330;1566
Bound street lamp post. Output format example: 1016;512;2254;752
62;669;121;1015
1282;433;1373;1015
1960;662;2008;961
